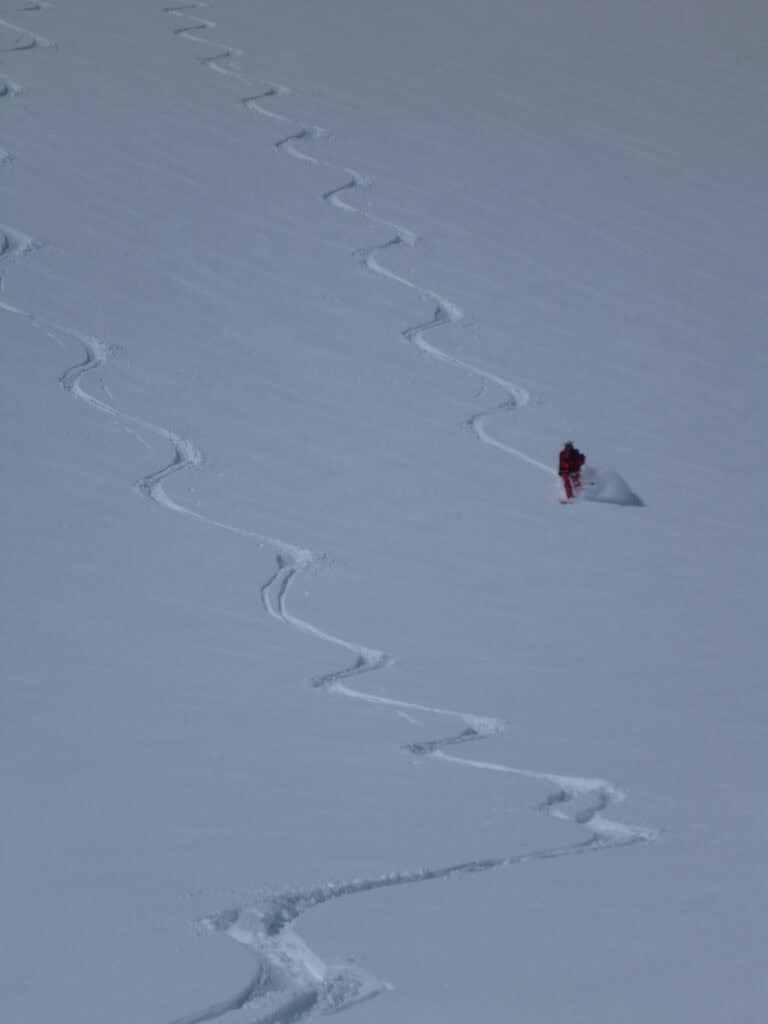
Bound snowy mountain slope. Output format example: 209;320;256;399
2;1;766;1022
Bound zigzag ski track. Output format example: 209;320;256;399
1;5;659;1023
0;1;56;52
159;7;659;1024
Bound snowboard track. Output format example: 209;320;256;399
1;6;657;1024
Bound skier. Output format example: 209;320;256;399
558;441;586;501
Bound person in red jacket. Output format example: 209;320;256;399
559;441;586;501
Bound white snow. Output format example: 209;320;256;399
1;1;766;1022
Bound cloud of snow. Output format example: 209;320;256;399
583;467;644;507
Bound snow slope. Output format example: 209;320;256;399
1;1;766;1022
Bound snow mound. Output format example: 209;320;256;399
583;466;644;507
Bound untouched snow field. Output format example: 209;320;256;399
2;1;766;1021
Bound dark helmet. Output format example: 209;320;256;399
564;441;574;448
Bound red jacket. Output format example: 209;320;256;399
559;446;585;476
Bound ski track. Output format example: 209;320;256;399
0;1;56;51
0;5;657;1023
0;3;52;284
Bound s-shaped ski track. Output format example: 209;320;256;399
161;8;659;1022
0;6;660;1022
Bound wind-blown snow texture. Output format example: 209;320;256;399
1;1;766;1022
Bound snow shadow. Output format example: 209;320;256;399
583;467;644;507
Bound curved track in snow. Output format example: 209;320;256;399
0;1;55;52
0;3;53;282
164;6;551;475
2;5;657;1023
160;6;657;1024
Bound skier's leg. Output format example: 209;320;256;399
561;473;573;500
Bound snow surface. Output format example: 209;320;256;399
1;1;766;1022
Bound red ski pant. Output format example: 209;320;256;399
560;472;581;500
